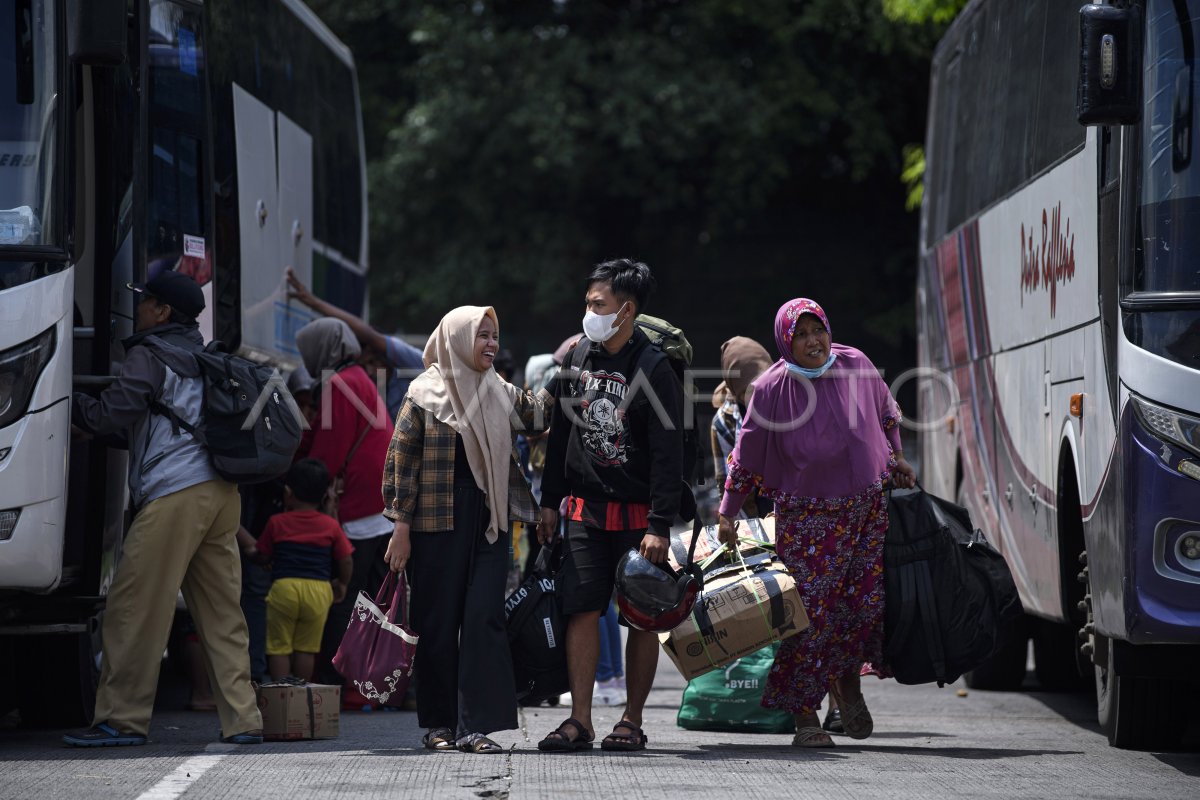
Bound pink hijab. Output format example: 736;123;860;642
719;298;902;512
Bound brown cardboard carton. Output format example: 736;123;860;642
659;559;808;681
256;682;340;741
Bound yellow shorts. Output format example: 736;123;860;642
265;577;333;656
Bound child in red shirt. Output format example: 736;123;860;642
241;458;354;681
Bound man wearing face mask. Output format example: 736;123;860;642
535;259;683;753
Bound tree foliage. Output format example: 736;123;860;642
307;0;940;382
882;0;967;25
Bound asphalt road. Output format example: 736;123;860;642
2;649;1197;800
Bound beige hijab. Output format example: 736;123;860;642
407;306;515;543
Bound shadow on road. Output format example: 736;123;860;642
1152;753;1200;777
825;744;1084;759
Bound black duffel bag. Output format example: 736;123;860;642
883;487;1024;686
505;541;568;704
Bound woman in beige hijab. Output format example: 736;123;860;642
381;306;549;754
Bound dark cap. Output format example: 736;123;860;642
127;269;205;318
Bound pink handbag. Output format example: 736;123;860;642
332;571;418;707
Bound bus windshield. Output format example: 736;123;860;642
0;0;57;251
1140;0;1200;293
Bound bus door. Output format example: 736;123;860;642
231;85;313;363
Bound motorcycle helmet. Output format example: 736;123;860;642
615;549;701;633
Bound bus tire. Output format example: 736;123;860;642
17;625;100;728
964;622;1028;690
1032;619;1088;691
1095;638;1187;749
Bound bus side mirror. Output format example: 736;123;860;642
1077;3;1142;126
66;0;127;66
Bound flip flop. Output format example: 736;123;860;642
537;717;594;752
62;723;147;747
600;720;647;752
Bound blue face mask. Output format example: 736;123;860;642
786;352;837;379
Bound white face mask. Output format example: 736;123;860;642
582;303;627;343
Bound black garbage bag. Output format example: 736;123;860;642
505;541;568;703
883;488;1024;686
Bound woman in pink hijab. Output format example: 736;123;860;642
716;298;916;748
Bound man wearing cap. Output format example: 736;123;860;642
63;270;263;747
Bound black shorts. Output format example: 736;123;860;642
558;520;646;622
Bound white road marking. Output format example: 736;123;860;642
135;744;234;800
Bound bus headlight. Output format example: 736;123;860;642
0;327;56;430
1131;395;1200;460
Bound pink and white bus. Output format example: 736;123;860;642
918;0;1200;748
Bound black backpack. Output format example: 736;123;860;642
568;314;704;484
505;543;568;703
148;340;304;485
883;488;1024;686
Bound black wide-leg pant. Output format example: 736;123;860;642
407;485;517;736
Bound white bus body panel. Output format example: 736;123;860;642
0;268;73;591
954;132;1119;617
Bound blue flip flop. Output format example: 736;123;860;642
220;730;264;744
62;723;147;747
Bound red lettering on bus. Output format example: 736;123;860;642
1019;202;1075;317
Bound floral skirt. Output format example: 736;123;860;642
761;485;888;715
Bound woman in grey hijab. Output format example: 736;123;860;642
293;317;395;701
295;318;361;378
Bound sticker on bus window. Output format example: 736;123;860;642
178;28;198;77
184;234;206;259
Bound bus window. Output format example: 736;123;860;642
146;0;211;285
1139;0;1200;293
1030;0;1085;173
0;0;58;252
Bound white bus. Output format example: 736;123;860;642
0;0;367;724
918;0;1200;748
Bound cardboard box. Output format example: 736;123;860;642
660;559;808;681
256;682;340;741
669;517;776;573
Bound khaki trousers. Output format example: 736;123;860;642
93;479;262;738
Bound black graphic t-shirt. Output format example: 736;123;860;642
579;368;631;466
540;329;684;537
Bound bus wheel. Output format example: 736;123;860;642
1095;639;1187;749
1032;620;1089;691
964;620;1028;690
17;622;101;728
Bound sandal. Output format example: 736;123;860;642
793;727;836;748
830;687;873;740
600;720;647;752
422;727;456;751
537;717;594;752
457;732;504;754
822;707;844;734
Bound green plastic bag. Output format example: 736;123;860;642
676;643;795;734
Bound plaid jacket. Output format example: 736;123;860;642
382;389;550;533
